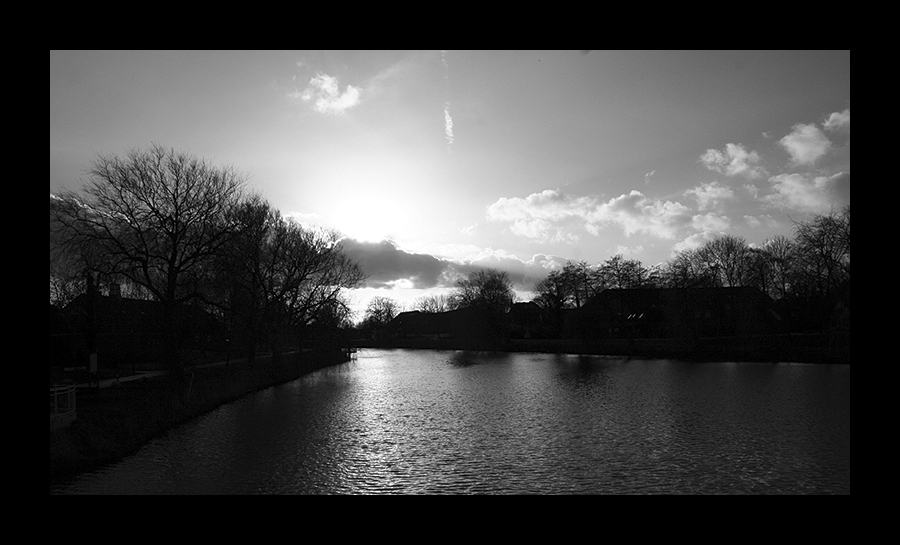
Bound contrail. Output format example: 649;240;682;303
444;104;454;146
441;50;454;153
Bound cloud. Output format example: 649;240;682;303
744;214;779;229
296;73;362;115
685;181;735;211
487;189;691;241
672;232;717;255
824;108;850;133
486;189;588;222
509;218;553;240
340;239;450;289
486;189;593;242
691;212;730;233
340;237;570;293
591;191;691;239
451;247;568;290
763;171;850;212
614;244;644;257
699;143;766;178
283;210;325;230
779;123;831;166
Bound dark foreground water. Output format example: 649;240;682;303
51;349;850;494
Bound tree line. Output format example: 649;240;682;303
531;206;849;310
361;269;515;327
360;205;849;337
50;144;365;373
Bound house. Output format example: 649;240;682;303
507;301;553;339
387;307;482;340
60;290;222;368
573;287;780;340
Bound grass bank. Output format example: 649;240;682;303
49;348;348;485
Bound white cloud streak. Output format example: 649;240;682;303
444;103;454;146
441;51;454;151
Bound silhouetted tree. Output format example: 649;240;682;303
50;198;88;307
452;269;516;313
660;248;717;288
792;206;850;299
563;261;602;308
52;144;247;374
274;225;364;341
411;294;452;313
451;268;516;342
533;261;603;311
533;269;569;311
216;195;280;362
698;234;753;287
758;235;796;300
363;296;401;329
305;294;356;348
597;254;651;289
215;194;364;361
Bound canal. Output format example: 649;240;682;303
50;349;851;494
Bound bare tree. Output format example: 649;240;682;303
451;268;517;342
212;194;366;361
660;248;717;288
52;144;247;372
275;223;366;335
597;254;650;289
758;235;796;299
412;294;452;313
532;261;602;310
363;296;401;327
792;206;850;298
532;270;568;311
452;269;516;313
699;234;753;288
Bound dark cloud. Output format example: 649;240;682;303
340;238;453;290
340;238;567;294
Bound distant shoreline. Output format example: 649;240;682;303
355;333;849;365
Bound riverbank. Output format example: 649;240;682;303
49;348;349;484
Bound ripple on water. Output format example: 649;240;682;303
51;352;850;495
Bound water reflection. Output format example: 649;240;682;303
51;350;850;495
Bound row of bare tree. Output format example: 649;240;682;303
50;144;365;372
359;205;850;338
528;207;849;312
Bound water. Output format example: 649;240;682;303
50;349;851;494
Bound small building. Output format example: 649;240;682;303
388;307;482;340
59;291;222;369
574;287;780;340
507;301;553;339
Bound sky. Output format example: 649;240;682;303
50;50;850;319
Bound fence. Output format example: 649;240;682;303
50;381;77;431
